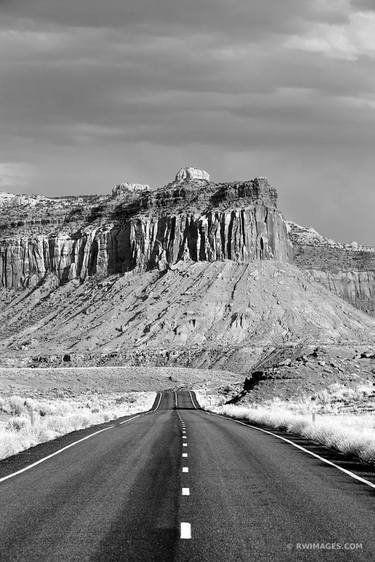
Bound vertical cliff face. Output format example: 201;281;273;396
117;206;291;272
0;232;98;288
0;174;292;289
306;270;375;316
2;171;374;318
288;222;375;315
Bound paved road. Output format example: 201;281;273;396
0;390;374;561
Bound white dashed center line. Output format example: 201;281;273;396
180;522;191;539
178;405;192;541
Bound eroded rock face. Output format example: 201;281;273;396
1;261;375;368
112;183;149;197
1;171;375;319
0;173;292;288
288;222;375;315
0;205;291;288
175;167;210;183
306;270;375;316
0;192;51;207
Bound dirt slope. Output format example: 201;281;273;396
0;260;374;371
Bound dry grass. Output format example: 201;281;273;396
197;384;375;466
0;365;240;461
0;391;155;460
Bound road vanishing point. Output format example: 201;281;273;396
0;391;374;561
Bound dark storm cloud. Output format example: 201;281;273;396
0;0;375;244
352;0;375;9
0;0;319;32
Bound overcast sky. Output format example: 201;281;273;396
1;0;375;244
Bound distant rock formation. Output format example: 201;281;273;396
0;167;374;317
288;221;375;315
286;222;374;254
0;171;290;289
112;183;149;197
174;167;210;184
0;192;51;208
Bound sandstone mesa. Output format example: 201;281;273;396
0;166;373;315
0;166;374;370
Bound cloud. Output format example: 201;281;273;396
287;10;375;60
0;163;32;190
0;0;312;34
0;0;374;245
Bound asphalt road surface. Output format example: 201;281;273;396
0;390;374;561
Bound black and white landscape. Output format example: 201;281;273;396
0;1;375;561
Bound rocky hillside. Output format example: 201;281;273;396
288;221;375;315
0;166;374;372
1;169;373;316
0;260;374;371
0;169;291;289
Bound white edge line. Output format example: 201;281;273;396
0;409;149;485
0;425;114;484
189;391;198;409
119;413;145;425
205;410;375;491
153;391;162;411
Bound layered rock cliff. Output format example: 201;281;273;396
0;168;374;318
0;172;291;289
287;222;375;315
1;168;375;370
